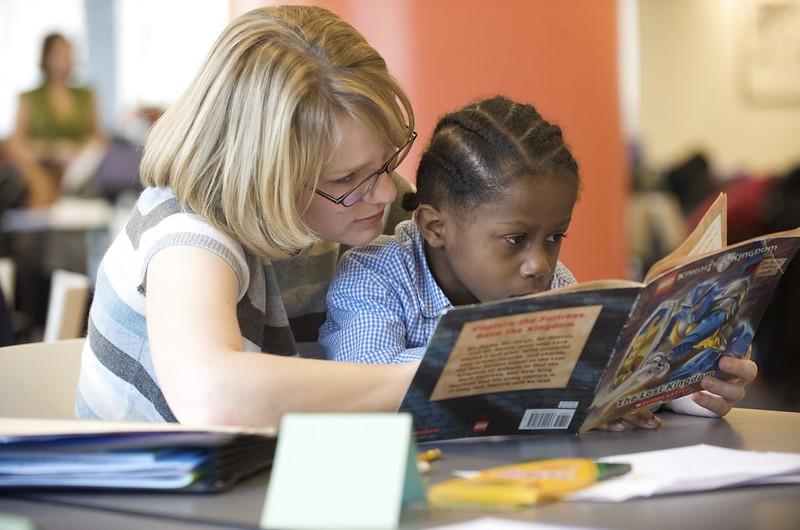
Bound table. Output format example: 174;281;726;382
1;197;115;277
1;408;799;530
1;198;115;338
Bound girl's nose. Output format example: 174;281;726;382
520;246;552;279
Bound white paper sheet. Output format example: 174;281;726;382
568;444;800;502
427;517;603;530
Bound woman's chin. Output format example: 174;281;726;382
341;225;384;247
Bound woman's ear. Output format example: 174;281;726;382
415;203;448;248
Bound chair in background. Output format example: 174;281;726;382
0;338;84;418
0;257;14;309
43;269;90;342
0;281;12;347
627;191;686;280
0;258;16;345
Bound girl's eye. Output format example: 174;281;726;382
504;235;526;246
546;232;568;244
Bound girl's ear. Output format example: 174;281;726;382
415;203;448;248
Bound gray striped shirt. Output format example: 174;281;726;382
75;187;297;422
76;175;415;422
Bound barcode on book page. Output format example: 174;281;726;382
519;408;575;430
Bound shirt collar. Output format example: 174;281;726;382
405;220;453;319
401;220;574;317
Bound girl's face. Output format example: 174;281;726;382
426;176;577;306
303;118;397;246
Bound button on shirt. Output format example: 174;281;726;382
319;220;577;364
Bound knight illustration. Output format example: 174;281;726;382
664;276;753;381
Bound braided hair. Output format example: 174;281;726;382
404;96;579;213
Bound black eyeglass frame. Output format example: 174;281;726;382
314;131;417;207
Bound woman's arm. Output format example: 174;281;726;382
86;90;106;143
8;95;40;162
58;91;108;193
146;245;418;428
6;95;58;206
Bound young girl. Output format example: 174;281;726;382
320;96;757;427
75;5;421;427
321;96;578;363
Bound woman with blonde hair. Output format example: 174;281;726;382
76;5;419;426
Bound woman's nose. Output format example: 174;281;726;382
365;171;397;204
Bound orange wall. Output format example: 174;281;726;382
232;0;628;281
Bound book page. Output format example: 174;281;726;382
0;417;276;439
687;212;724;255
535;279;643;295
644;193;728;283
430;306;602;401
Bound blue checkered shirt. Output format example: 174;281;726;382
319;220;577;364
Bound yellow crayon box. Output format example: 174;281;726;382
428;457;630;508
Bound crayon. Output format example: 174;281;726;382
428;458;631;508
417;448;442;463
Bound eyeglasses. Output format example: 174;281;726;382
314;131;417;207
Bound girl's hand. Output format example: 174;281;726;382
595;408;662;432
596;348;758;429
690;348;758;417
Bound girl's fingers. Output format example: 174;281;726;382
718;355;758;386
692;388;734;417
595;409;661;431
701;374;747;403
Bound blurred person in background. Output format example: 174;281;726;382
0;33;108;342
4;32;107;207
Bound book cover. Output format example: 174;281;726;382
400;286;640;440
581;232;800;431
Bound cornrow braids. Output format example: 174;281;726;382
437;112;512;152
413;95;579;214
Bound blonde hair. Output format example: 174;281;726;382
140;5;414;260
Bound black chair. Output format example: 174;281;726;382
753;166;800;406
0;283;13;347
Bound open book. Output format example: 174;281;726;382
0;418;276;491
399;194;800;441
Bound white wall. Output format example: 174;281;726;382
639;0;800;176
115;0;228;124
0;0;229;138
0;0;87;137
618;0;640;141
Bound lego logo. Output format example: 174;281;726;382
473;420;489;432
657;274;676;294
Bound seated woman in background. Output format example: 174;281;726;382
5;32;106;206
